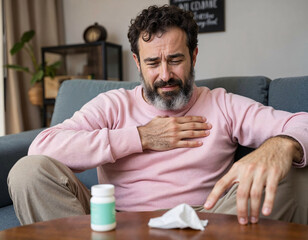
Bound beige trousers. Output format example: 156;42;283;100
8;155;91;224
8;155;308;225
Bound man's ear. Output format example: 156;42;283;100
192;47;198;67
133;54;141;72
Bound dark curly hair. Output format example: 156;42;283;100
128;5;198;61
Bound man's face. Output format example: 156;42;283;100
133;27;198;110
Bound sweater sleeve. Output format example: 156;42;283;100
220;90;308;167
28;90;143;171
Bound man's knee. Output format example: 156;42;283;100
8;155;57;193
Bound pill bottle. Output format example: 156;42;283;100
91;184;116;231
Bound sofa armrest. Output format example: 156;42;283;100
0;128;45;207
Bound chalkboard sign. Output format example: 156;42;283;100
170;0;225;33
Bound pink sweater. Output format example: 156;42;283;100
29;85;308;211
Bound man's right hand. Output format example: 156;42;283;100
137;116;212;151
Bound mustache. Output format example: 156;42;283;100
153;78;183;88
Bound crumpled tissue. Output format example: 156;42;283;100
148;203;208;231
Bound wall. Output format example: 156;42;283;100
63;0;308;82
0;0;5;136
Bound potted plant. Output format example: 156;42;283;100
5;30;61;106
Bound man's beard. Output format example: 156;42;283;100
140;67;195;111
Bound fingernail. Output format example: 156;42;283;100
204;201;212;209
263;207;271;215
239;217;248;225
251;217;258;223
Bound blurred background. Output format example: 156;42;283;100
1;0;308;135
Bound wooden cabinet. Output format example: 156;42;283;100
41;41;122;126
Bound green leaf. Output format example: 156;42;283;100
10;42;24;55
49;61;62;69
31;70;44;84
45;66;54;78
4;64;29;72
44;61;61;78
21;30;35;43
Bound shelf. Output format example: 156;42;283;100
43;99;55;105
41;41;122;127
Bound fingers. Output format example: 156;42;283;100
205;160;280;226
236;162;268;225
176;116;207;124
178;129;210;140
247;167;280;224
234;165;280;225
177;140;204;148
236;175;252;225
172;116;212;131
177;130;211;148
176;116;212;142
204;137;293;226
262;171;279;216
204;172;235;210
248;171;265;224
169;116;212;148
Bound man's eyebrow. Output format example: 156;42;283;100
143;53;185;63
144;57;160;63
167;53;185;59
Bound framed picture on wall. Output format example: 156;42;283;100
170;0;225;33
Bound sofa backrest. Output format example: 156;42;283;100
52;76;271;188
195;76;270;105
269;76;308;113
51;80;140;126
52;76;271;126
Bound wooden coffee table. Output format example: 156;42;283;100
0;211;307;239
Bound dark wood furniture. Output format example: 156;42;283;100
0;211;307;239
41;42;122;126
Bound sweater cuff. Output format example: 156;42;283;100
280;131;308;168
109;126;143;160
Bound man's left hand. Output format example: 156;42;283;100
204;136;303;225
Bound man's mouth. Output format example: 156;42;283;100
159;84;179;92
154;79;182;92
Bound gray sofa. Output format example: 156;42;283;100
1;76;307;230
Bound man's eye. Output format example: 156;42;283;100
169;60;182;65
147;62;159;67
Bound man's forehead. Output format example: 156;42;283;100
137;27;188;58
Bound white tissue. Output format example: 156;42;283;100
148;203;208;231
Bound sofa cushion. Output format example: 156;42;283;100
269;76;308;112
53;76;271;126
51;80;140;126
195;76;270;105
0;205;20;231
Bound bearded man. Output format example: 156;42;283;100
8;5;308;226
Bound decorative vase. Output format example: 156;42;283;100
28;82;43;107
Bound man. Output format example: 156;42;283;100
8;5;308;226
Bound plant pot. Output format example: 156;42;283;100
28;82;43;107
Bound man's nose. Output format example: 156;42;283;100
160;62;172;82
